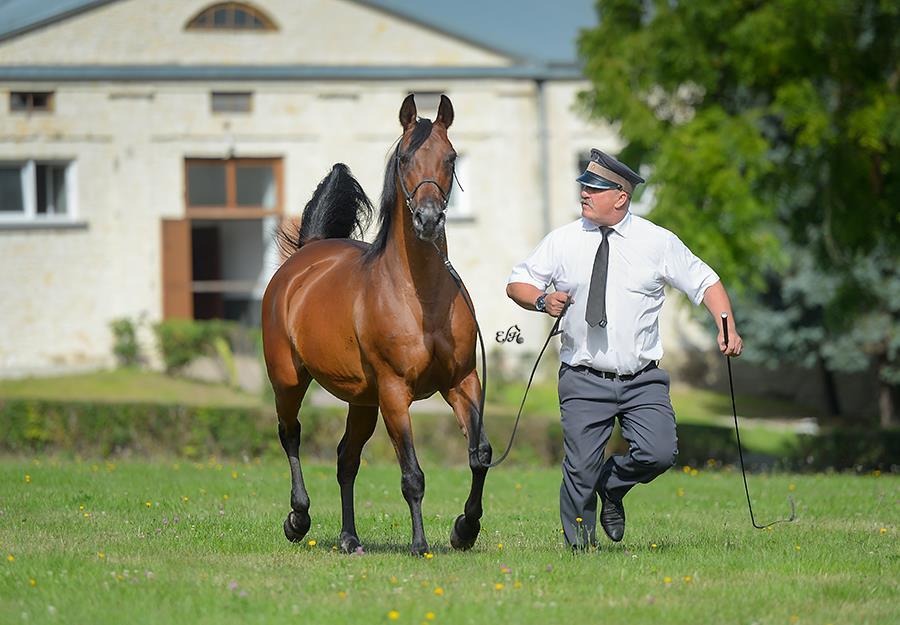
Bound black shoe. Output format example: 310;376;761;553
599;490;625;542
597;463;625;543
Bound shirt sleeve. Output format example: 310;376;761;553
662;232;720;305
507;231;557;290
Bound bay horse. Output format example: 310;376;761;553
261;94;492;555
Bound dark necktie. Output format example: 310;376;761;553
585;226;611;328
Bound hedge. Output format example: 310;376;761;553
1;399;896;471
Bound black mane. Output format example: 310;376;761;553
362;118;433;262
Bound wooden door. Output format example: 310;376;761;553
161;219;192;319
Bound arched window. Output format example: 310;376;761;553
186;3;277;31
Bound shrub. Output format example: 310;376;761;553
154;319;239;376
110;317;141;367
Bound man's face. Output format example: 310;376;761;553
580;185;629;225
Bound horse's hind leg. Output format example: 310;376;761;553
444;371;492;550
336;404;378;553
274;373;313;542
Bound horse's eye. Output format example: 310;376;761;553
399;153;411;165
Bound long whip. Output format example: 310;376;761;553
722;312;796;529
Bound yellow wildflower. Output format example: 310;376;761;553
97;552;105;559
575;517;583;523
6;554;14;563
337;591;347;599
24;474;31;483
514;580;522;589
29;578;36;587
425;613;435;621
682;466;691;474
145;501;152;508
425;552;434;559
497;543;503;550
788;483;796;492
388;610;400;620
231;471;238;479
879;528;887;534
434;587;444;596
307;540;317;547
494;583;504;590
683;576;692;583
663;577;672;584
690;469;698;477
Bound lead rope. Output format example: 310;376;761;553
432;240;568;468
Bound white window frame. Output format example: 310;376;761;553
445;153;473;221
0;159;77;223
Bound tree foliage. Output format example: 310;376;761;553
579;0;900;423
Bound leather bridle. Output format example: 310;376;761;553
394;144;457;218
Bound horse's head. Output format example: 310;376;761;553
396;94;456;242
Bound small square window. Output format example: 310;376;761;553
211;92;252;113
10;91;54;113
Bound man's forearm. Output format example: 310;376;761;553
702;280;734;332
506;282;544;311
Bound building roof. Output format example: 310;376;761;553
0;0;596;67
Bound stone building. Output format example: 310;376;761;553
0;0;707;379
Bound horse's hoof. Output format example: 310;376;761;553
339;532;362;554
283;510;311;543
450;513;480;551
410;542;431;557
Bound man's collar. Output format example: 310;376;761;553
581;211;632;237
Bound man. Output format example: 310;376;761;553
506;149;743;548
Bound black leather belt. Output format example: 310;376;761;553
564;361;658;381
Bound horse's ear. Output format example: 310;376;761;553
399;94;417;130
435;94;454;128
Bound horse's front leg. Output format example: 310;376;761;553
379;381;429;556
444;371;492;550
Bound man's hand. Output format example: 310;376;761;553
718;327;743;357
544;291;572;318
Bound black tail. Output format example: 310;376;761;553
277;163;373;259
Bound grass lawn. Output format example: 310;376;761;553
1;457;895;625
0;369;264;408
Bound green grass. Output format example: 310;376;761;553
0;370;264;408
1;457;895;625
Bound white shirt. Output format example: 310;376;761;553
508;212;719;374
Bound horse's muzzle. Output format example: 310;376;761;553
412;202;445;242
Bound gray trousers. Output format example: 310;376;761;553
558;363;678;546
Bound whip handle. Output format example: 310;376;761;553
721;312;730;347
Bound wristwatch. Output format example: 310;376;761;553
534;294;547;312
